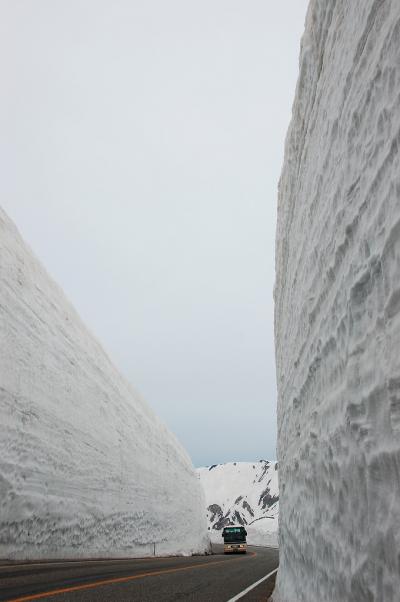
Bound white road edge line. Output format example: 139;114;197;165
226;567;278;602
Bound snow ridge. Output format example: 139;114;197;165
198;461;279;547
275;1;400;600
0;207;209;559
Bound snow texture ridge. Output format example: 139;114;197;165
198;461;279;547
0;207;209;560
274;1;400;600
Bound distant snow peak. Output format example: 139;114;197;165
198;461;279;547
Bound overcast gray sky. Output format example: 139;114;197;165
0;0;308;467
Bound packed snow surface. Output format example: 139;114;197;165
198;461;279;547
274;1;400;601
0;207;209;559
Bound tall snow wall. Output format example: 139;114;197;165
0;207;209;559
274;1;400;601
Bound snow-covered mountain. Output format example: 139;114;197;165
0;207;209;559
198;461;279;547
274;1;400;601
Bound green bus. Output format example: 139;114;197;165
222;526;247;554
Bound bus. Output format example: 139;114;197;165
222;526;247;554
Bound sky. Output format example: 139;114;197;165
0;0;309;467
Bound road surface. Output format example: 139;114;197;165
0;545;278;601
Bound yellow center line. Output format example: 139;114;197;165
7;552;256;601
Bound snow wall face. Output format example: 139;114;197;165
274;1;400;601
0;207;209;559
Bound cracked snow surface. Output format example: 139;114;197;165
274;1;400;601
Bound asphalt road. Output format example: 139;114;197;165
0;545;279;602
